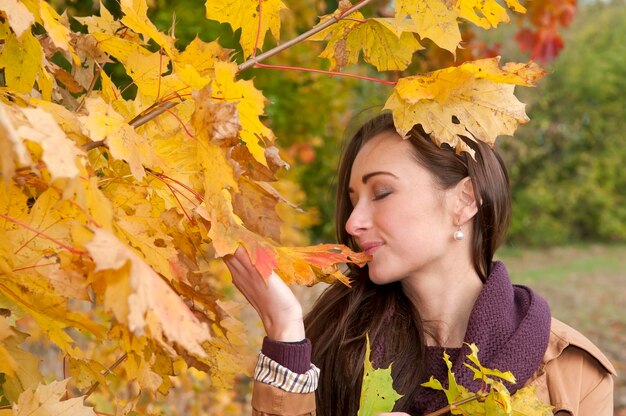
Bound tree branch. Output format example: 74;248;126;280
125;0;375;130
238;0;375;71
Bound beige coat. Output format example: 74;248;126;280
251;318;616;416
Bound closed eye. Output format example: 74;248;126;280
373;191;392;201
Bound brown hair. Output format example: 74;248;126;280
304;112;511;414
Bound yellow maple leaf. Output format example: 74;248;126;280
38;0;80;64
384;57;547;155
0;324;43;402
120;0;176;56
0;0;35;38
15;107;84;182
0;29;42;94
101;181;180;282
310;12;423;71
176;37;230;78
458;0;526;30
80;97;163;181
205;0;287;58
173;37;230;90
85;227;211;357
511;386;554;415
89;31;152;63
211;62;273;165
75;2;122;35
395;0;526;54
12;379;97;416
124;50;172;100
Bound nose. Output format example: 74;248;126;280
345;201;371;237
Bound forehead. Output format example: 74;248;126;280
351;131;416;175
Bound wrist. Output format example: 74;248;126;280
264;319;305;342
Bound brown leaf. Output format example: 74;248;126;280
191;86;242;146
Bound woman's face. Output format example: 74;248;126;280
346;131;458;284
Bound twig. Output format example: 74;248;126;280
75;65;102;113
82;140;107;151
128;100;178;128
84;353;128;399
238;0;375;71
84;0;375;131
254;62;397;85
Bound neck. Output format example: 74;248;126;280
401;261;483;348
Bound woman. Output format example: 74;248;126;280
225;113;615;415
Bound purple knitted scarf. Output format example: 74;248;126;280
408;261;552;415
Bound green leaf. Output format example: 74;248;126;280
357;334;403;416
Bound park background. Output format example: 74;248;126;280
3;0;626;413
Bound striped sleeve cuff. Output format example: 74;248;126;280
254;352;320;393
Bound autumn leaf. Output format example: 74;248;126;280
511;386;554;415
11;379;97;416
309;12;423;71
85;227;211;357
0;104;32;183
79;97;162;181
384;58;547;155
172;37;230;90
102;181;180;282
38;0;80;64
395;0;526;54
120;0;176;55
211;61;274;165
0;319;43;402
191;86;242;146
464;342;516;384
205;0;287;58
357;334;403;416
422;344;553;415
0;29;43;94
15;107;84;182
74;2;122;35
0;0;35;38
276;244;370;286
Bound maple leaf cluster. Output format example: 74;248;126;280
358;340;553;416
0;0;555;412
0;0;367;412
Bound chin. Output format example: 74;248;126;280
367;267;398;286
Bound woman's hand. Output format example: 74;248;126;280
224;247;305;342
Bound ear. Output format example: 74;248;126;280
453;177;478;226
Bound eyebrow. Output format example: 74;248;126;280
361;171;398;183
348;171;399;193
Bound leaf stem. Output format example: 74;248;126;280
238;0;375;72
0;213;86;255
253;62;397;85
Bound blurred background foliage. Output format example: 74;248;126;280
58;0;626;247
499;0;626;245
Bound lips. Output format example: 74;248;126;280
359;241;383;255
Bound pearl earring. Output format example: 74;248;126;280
453;226;464;241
